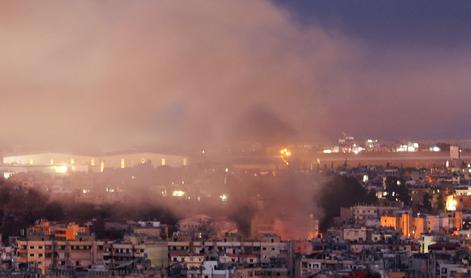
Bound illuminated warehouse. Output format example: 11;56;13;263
1;152;188;174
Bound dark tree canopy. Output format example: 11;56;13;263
0;179;177;243
384;176;410;205
318;175;377;231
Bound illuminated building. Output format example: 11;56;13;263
2;152;189;174
16;220;98;274
27;220;91;241
396;142;419;152
380;215;399;230
380;213;421;238
380;211;464;239
15;239;106;275
365;139;380;152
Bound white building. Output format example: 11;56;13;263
2;152;188;175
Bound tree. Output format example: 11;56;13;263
319;175;377;231
384;176;410;205
436;193;446;212
422;192;432;211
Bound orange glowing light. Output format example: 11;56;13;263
280;148;292;165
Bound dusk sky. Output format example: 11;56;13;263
1;0;471;152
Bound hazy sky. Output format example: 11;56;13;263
1;0;470;152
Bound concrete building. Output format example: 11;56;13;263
2;152;189;176
342;227;367;242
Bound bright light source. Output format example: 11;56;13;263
225;168;229;173
54;165;68;174
446;195;457;211
352;146;364;155
172;190;186;197
280;148;292;165
3;172;13;179
323;149;332;154
280;148;291;156
219;194;228;202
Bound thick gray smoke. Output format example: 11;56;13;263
218;170;326;240
0;0;344;151
2;0;471;151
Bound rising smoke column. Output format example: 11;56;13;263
0;0;353;151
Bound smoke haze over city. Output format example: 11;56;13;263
3;2;471;276
1;0;471;153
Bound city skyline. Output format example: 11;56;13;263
1;2;471;276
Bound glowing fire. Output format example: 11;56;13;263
446;195;457;211
279;148;292;165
